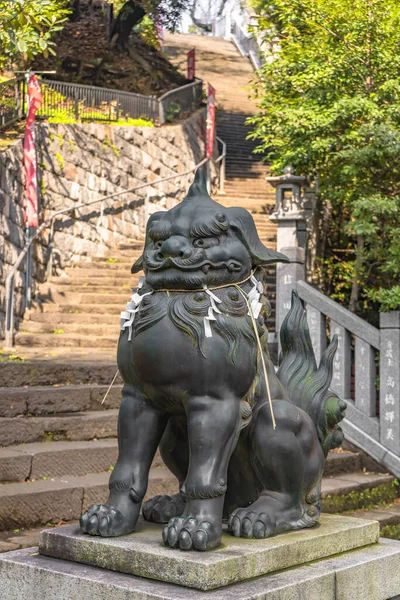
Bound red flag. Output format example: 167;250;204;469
187;48;195;81
24;74;43;227
206;84;216;160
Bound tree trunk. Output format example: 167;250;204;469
70;0;80;21
349;235;364;312
111;0;146;48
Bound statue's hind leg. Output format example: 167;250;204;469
228;398;324;539
143;415;188;523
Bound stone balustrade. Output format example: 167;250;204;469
297;280;400;476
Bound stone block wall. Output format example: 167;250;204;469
0;108;217;340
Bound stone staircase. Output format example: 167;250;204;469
15;242;143;350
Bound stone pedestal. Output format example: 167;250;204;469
1;516;400;599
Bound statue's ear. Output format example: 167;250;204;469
227;207;290;265
131;211;166;274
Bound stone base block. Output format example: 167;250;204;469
2;539;400;599
38;515;379;591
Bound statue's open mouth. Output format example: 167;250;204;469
145;257;243;274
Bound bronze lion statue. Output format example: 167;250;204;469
80;169;346;551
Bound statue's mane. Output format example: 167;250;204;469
133;283;269;363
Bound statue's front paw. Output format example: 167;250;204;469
228;508;273;539
80;503;134;537
162;516;221;551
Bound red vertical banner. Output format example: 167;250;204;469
206;84;216;160
187;48;195;81
24;74;43;227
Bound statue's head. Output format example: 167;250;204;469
132;169;289;290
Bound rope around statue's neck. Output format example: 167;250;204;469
152;269;256;294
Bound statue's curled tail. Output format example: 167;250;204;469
277;290;346;456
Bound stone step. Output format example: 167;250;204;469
36;303;125;314
0;467;177;530
39;283;133;295
15;332;118;348
90;256;140;265
347;505;400;529
0;361;117;388
52;292;130;305
65;262;138;271
323;450;362;477
0;441;164;483
61;268;134;278
26;312;118;324
5;536;400;600
20;321;119;336
50;276;138;286
0;409;118;447
321;471;398;513
0;440;118;482
0;384;122;418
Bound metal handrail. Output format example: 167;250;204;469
4;138;227;347
1;76;204;129
215;136;226;194
158;78;203;125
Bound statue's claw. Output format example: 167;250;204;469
80;504;134;537
228;508;273;539
162;516;220;551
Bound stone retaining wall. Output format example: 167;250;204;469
0;108;217;340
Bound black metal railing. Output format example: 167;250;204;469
38;79;159;123
0;77;25;127
158;79;203;124
0;77;204;129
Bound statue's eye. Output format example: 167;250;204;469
154;241;163;249
193;237;219;249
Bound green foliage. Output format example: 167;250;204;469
54;152;64;170
368;286;400;311
136;15;160;48
322;480;399;513
0;0;71;68
166;101;181;122
249;0;400;316
0;350;25;362
381;523;400;540
102;136;120;156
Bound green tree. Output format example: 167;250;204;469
249;0;400;319
0;0;71;69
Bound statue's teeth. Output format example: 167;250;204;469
202;265;210;274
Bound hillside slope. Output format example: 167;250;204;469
31;0;187;96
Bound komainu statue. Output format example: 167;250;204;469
80;169;346;551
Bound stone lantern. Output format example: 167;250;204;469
267;166;309;251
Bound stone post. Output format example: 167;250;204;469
276;247;305;342
267;167;311;350
380;312;400;455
